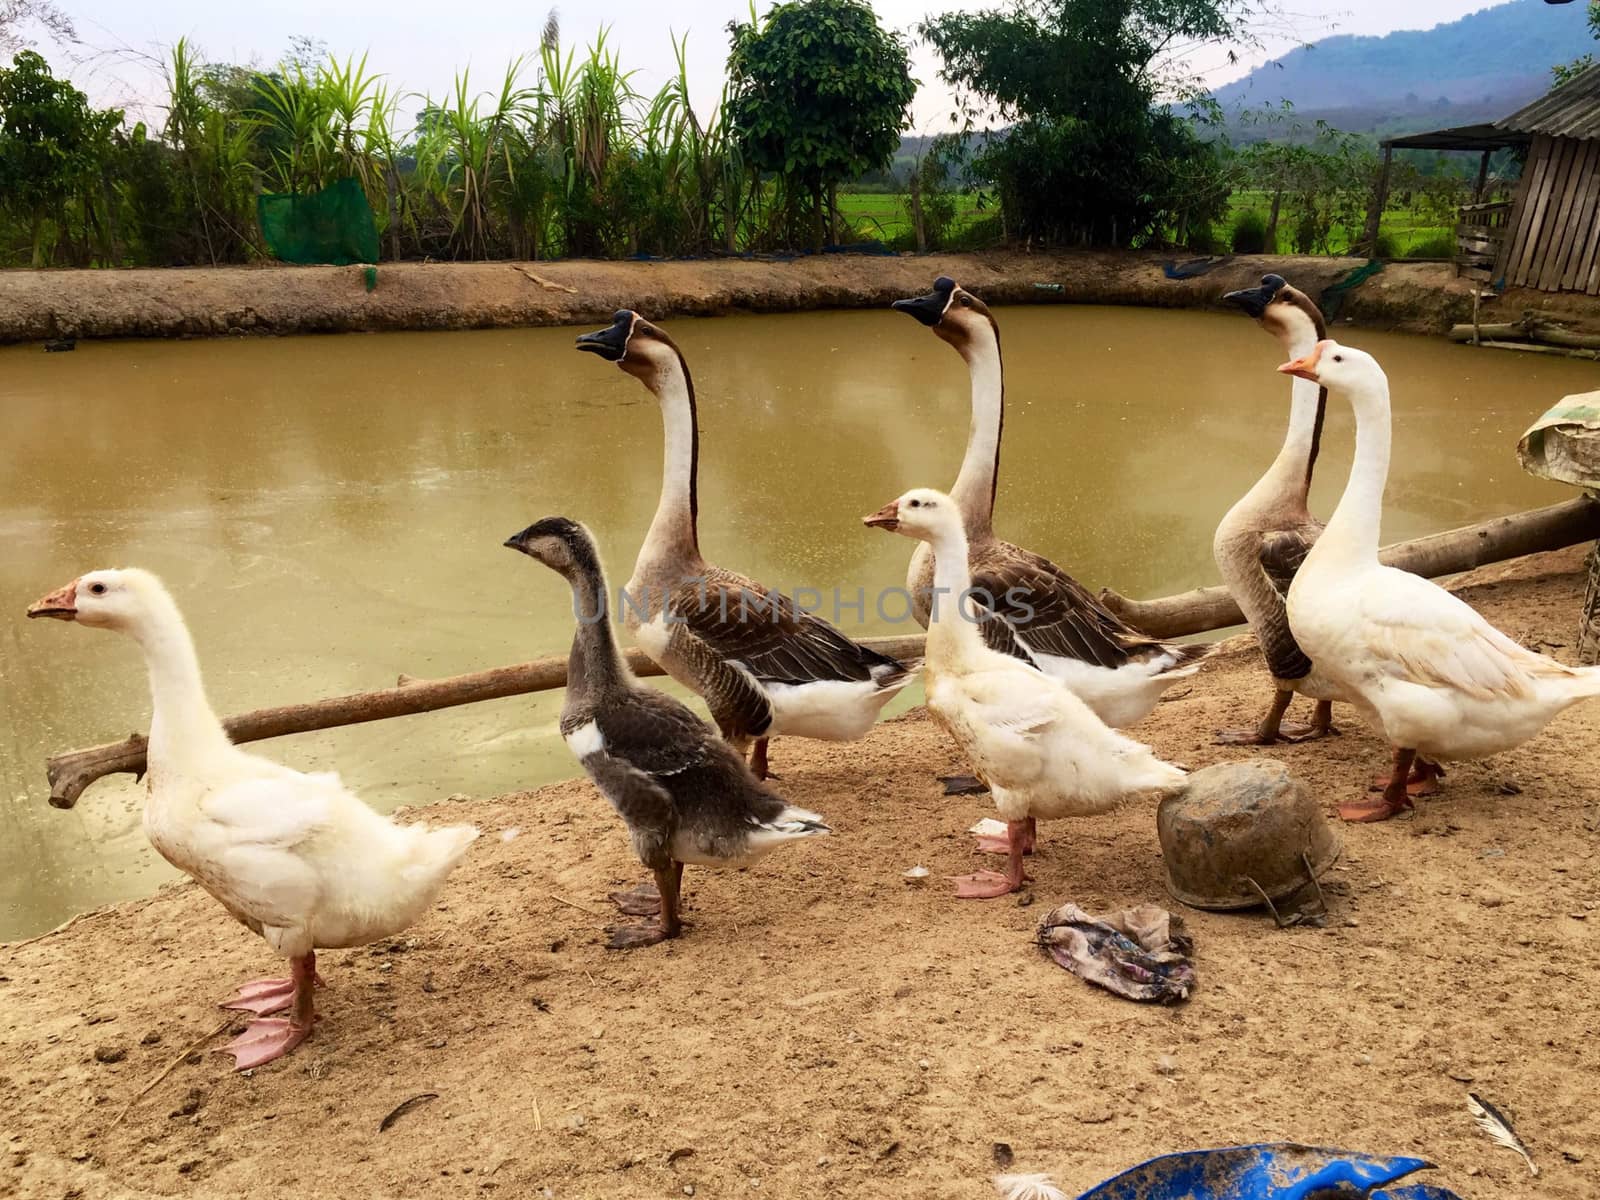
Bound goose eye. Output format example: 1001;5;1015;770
1333;354;1343;363
958;296;972;307
909;499;921;508
89;582;106;595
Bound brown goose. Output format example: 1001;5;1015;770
575;310;915;779
1212;274;1344;744
892;277;1207;730
505;517;830;947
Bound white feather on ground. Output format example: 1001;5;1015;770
1467;1091;1538;1176
994;1173;1068;1200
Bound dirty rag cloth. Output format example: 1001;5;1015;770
1036;903;1195;1003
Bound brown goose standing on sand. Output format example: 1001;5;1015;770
575;310;916;780
505;517;830;948
891;277;1208;733
1212;274;1345;745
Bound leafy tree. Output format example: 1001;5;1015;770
0;50;118;265
727;0;915;251
1553;1;1600;85
921;0;1274;247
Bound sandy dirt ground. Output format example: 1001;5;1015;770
9;250;1591;346
2;548;1597;1200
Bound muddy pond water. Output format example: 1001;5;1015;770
2;305;1594;938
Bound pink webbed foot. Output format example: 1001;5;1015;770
217;1017;312;1070
973;835;1013;854
219;971;326;1015
947;869;1026;899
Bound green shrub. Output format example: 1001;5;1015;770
1373;232;1399;260
1230;210;1269;254
1405;232;1455;259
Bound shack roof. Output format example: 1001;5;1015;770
1381;123;1528;153
1498;62;1600;141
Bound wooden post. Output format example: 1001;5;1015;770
1360;145;1394;257
1474;150;1492;204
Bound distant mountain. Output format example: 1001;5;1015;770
1213;0;1590;118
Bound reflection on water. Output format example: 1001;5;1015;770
1;306;1591;937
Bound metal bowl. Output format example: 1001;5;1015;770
1157;759;1340;913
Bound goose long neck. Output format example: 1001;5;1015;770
1322;378;1391;564
1270;326;1328;501
641;353;702;567
565;560;628;695
950;324;1003;538
129;593;231;771
925;521;983;658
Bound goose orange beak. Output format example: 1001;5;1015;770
27;580;79;621
862;501;900;531
1278;340;1327;382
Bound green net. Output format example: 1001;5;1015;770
258;177;379;266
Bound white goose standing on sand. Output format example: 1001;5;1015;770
891;277;1208;732
505;516;830;948
27;570;478;1068
575;309;916;779
864;488;1186;898
1212;273;1345;745
1280;340;1600;821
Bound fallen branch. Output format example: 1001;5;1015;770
40;635;927;810
1448;316;1600;352
109;1015;234;1130
1100;497;1600;639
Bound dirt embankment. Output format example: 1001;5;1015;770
2;546;1596;1200
4;251;1598;344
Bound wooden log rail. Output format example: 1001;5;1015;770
1099;496;1600;638
39;635;929;810
39;498;1599;809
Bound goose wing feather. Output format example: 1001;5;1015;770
196;771;338;931
1356;568;1569;699
1258;520;1321;596
670;567;905;686
586;687;719;777
968;544;1159;669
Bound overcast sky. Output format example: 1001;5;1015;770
39;1;1506;133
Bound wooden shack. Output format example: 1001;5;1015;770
1369;63;1600;293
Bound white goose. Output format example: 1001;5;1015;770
892;277;1207;729
864;489;1186;898
27;569;478;1068
576;310;916;778
1281;341;1600;821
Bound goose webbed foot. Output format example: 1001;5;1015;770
605;863;683;949
217;952;317;1069
607;884;662;917
973;816;1036;856
1214;690;1313;745
947;869;1026;899
1345;748;1434;822
219;1017;314;1069
606;923;677;949
1367;757;1443;796
219;965;326;1015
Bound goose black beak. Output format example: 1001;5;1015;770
27;580;78;621
1223;274;1286;320
862;501;901;532
576;311;634;361
503;527;538;555
892;277;957;328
